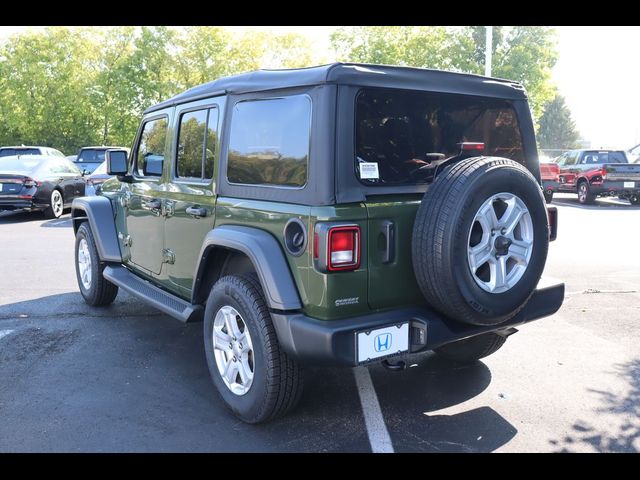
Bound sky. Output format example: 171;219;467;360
1;26;639;148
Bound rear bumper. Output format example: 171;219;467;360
0;198;35;211
590;181;640;196
272;278;564;367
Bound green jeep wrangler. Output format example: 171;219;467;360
71;63;563;423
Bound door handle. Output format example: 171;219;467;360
380;220;395;264
186;206;207;218
141;198;162;215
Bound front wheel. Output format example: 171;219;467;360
629;195;640;205
434;332;507;364
204;274;303;423
75;222;119;306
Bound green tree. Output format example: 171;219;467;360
537;94;581;149
331;26;558;123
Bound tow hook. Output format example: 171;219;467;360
381;358;406;371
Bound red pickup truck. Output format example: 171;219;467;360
541;149;640;205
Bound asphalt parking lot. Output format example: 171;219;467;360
1;193;639;452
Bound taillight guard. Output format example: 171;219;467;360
314;223;361;272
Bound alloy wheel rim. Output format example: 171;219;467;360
77;238;92;290
52;191;63;217
467;192;534;293
212;306;255;396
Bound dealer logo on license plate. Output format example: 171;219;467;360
374;333;392;352
357;323;409;363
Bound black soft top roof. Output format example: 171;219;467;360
145;62;527;114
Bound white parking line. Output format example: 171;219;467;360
0;329;14;341
353;366;394;453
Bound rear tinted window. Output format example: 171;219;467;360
78;149;106;163
355;88;524;185
581;151;627;164
227;96;310;187
0;148;40;157
0;156;43;174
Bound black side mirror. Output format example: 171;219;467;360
81;169;89;177
106;149;132;183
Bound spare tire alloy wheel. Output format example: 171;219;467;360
467;193;533;294
212;305;254;396
412;157;549;326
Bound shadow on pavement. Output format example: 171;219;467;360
550;358;640;452
369;353;517;452
0;290;514;452
0;210;44;223
40;217;73;228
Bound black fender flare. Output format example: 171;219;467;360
193;225;302;311
71;196;122;263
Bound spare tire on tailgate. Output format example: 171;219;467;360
412;157;549;326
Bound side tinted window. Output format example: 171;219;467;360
176;107;219;181
227;96;310;187
565;151;578;166
136;117;168;177
79;150;96;162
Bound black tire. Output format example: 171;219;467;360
44;188;64;219
434;332;507;364
543;189;554;204
412;157;549;326
75;222;119;306
577;181;595;205
204;274;303;423
630;195;640;205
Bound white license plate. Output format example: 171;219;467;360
624;182;635;188
357;323;409;363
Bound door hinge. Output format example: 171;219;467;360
118;232;132;247
162;248;176;264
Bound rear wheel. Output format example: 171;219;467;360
44;189;64;219
434;332;507;364
629;195;640;205
577;181;595;205
75;222;119;306
412;157;549;326
204;274;303;423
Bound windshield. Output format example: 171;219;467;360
0;156;43;174
0;148;40;157
355;88;524;185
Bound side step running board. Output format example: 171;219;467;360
103;265;202;323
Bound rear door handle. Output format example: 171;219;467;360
186;206;207;218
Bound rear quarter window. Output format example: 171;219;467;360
227;95;311;187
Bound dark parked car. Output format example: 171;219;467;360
71;63;562;423
0;145;66;158
0;155;86;218
85;161;113;196
553;149;640;204
74;146;128;175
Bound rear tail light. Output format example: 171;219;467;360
329;227;359;270
458;142;485;153
23;177;41;188
314;224;361;272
